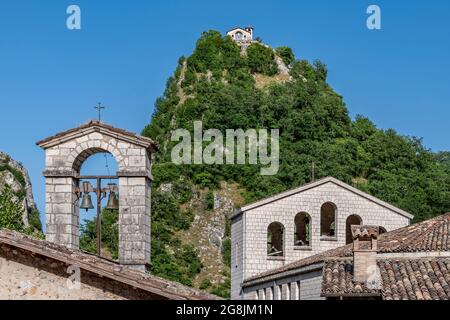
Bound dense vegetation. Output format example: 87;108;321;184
0;186;26;232
0;155;43;235
0;185;43;237
80;208;120;260
140;30;450;297
144;30;450;221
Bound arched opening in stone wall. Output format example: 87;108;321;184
294;212;311;247
77;150;118;176
267;222;284;257
346;214;362;244
77;151;119;260
320;202;337;238
379;226;387;235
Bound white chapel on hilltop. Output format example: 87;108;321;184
227;26;254;42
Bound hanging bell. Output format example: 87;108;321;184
106;192;119;210
80;194;94;211
82;181;92;193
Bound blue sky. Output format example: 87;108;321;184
0;1;449;225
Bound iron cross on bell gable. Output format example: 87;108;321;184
94;102;106;122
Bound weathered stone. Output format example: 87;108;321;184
37;121;156;271
0;230;217;300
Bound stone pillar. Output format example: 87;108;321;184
118;176;151;272
45;175;79;249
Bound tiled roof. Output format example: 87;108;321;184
378;213;450;253
379;258;450;300
226;27;252;33
0;229;219;300
243;213;450;286
322;258;450;300
322;259;380;297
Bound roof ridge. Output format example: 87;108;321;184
235;176;413;219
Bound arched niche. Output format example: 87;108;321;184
267;222;284;257
37;121;157;272
294;212;311;247
321;202;337;238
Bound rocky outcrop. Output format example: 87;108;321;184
275;55;291;78
211;191;235;251
0;152;37;227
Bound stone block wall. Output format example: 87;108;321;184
44;132;151;175
242;269;325;301
42;129;152;270
45;177;79;249
0;243;160;300
118;177;151;270
231;214;244;299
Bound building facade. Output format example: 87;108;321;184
231;177;413;299
227;27;254;42
239;213;450;300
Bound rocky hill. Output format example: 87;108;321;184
81;30;450;298
0;152;41;232
138;30;450;298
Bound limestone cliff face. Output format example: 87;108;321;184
0;151;37;227
168;181;244;290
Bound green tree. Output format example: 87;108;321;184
221;238;231;266
80;208;119;259
313;60;328;81
247;43;278;76
0;185;25;232
276;46;295;66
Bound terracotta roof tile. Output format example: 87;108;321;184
322;259;380;297
379;259;450;300
322;258;450;300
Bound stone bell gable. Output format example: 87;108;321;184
36;120;158;271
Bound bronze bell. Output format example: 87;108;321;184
106;192;119;210
80;194;94;211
